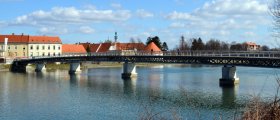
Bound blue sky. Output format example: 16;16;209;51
0;0;274;48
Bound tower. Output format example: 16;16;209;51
114;32;118;43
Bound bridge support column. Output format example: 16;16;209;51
69;62;81;74
122;62;137;79
35;63;46;72
220;65;239;86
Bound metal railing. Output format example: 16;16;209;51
20;50;280;60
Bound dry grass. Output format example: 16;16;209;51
242;76;280;120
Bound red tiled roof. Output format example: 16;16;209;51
145;42;161;52
29;36;61;44
88;43;111;52
62;44;87;53
0;35;29;43
98;43;111;52
115;43;146;50
79;43;91;50
0;34;62;44
245;42;257;46
89;44;100;52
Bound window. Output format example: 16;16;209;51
15;46;17;49
48;45;50;50
53;53;56;56
42;52;45;56
48;52;50;56
58;46;61;50
30;52;33;57
23;47;25;50
30;45;33;50
36;45;39;50
23;52;25;56
58;53;61;56
53;45;55;50
8;45;10;50
42;46;45;50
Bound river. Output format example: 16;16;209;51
0;65;279;120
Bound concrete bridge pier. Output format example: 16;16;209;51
69;62;81;74
122;62;137;79
35;63;46;72
219;65;239;86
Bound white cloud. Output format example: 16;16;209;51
169;22;185;28
0;21;7;27
14;7;131;26
78;26;95;34
166;0;270;43
38;27;68;35
136;9;154;18
111;3;122;9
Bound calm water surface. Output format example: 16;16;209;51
0;65;279;120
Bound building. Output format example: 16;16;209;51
62;44;87;54
245;42;260;51
0;34;62;58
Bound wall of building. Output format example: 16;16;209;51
28;44;61;57
0;43;28;58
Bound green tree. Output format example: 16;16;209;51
191;38;198;50
146;36;162;49
205;39;221;50
179;35;189;50
162;42;169;51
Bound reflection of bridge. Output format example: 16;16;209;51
10;51;280;86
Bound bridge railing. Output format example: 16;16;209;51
24;50;280;60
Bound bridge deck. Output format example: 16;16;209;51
10;51;280;69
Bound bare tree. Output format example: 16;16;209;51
271;0;280;35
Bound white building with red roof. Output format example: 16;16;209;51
0;33;62;58
245;42;260;51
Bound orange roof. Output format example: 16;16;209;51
0;34;62;44
29;36;61;44
0;35;29;43
62;44;87;53
115;43;146;50
145;42;161;52
98;43;111;52
89;44;100;52
88;43;111;52
246;42;257;46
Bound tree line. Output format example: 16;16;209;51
175;36;270;51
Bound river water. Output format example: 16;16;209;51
0;65;279;120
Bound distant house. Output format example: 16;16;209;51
62;44;87;54
0;33;62;58
79;42;162;55
84;42;146;53
245;42;260;51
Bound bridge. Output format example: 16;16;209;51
10;51;280;86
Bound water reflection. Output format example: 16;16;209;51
122;77;136;96
221;85;239;108
0;66;277;119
